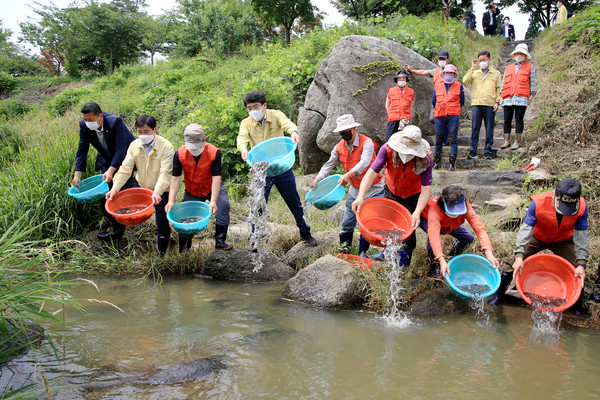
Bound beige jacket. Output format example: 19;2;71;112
463;66;502;106
237;109;298;153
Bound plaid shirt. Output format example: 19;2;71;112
500;62;536;107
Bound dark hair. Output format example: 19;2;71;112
504;16;510;20
467;2;472;7
243;91;267;106
438;185;466;210
81;102;102;115
135;114;157;129
488;4;495;9
478;51;491;58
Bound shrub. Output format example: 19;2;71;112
0;98;30;119
47;86;91;115
0;72;18;94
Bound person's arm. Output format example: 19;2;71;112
153;141;175;204
345;139;374;184
405;64;434;77
166;151;183;212
528;65;536;104
72;123;90;186
432;89;437;107
275;110;301;143
459;85;465;107
412;185;430;229
463;64;476;85
351;169;378;213
494;70;502;110
465;206;500;269
237;119;251;161
385;94;390;114
209;176;221;215
311;146;339;188
107;143;136;199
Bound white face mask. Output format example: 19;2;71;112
186;143;204;156
249;109;264;122
515;55;525;63
138;134;154;145
397;80;407;87
85;117;100;131
438;60;447;68
399;153;414;164
505;20;509;25
479;61;489;70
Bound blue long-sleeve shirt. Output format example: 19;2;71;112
522;201;588;231
432;83;465;107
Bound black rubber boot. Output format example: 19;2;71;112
215;225;233;250
178;237;192;254
300;231;317;247
433;153;442;170
338;232;353;253
488;272;513;306
448;154;457;171
157;233;169;256
358;235;370;257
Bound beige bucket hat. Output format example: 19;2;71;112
333;114;361;132
387;125;430;158
510;43;532;61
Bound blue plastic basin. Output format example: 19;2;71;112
67;174;109;204
246;137;297;177
167;201;212;234
304;174;345;210
446;254;500;300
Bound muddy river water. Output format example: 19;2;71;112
3;276;600;399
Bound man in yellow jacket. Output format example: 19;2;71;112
107;114;174;255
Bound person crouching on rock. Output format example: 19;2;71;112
352;126;432;269
420;185;500;279
165;124;233;253
432;64;464;171
385;69;414;141
309;114;384;257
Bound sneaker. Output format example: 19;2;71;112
300;233;318;247
484;154;493;160
467;153;478;159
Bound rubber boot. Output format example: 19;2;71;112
427;251;442;279
338;231;353;253
215;225;233;250
178;237;192;254
433;153;442;170
448;154;456;171
510;133;521;150
488;272;512;306
398;249;413;270
157;233;169;257
358;235;370;258
500;133;511;149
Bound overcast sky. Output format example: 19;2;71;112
1;0;529;52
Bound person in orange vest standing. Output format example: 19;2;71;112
499;43;535;150
420;185;500;279
310;114;384;257
385;69;414;141
352;126;433;268
432;64;465;171
490;178;588;316
166;124;232;253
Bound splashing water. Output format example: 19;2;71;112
379;232;411;327
470;296;490;325
302;201;314;220
526;292;565;334
246;161;273;272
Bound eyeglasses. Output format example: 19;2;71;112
246;104;264;111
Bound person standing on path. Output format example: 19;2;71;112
352;126;432;270
465;3;476;30
432;64;464;171
500;17;515;41
106;115;174;256
385;69;414;141
166;124;233;253
556;0;568;24
310;114;384;257
463;51;502;160
71;102;135;242
482;4;501;36
499;43;535;150
237;90;317;247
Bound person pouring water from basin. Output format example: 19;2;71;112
309;114;384;257
165;124;232;253
352;125;432;269
420;185;500;279
106;115;174;256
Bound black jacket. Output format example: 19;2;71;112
482;8;501;34
500;24;515;40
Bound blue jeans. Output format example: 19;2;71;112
264;168;310;236
419;218;474;254
470;105;495;157
341;188;385;235
434;115;459;155
179;185;231;240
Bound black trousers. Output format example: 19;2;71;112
503;105;527;134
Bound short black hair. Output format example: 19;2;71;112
439;185;466;210
135;114;157;129
478;51;491;58
243;91;267;106
81;102;102;115
504;16;510;20
488;3;495;9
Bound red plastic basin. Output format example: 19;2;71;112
105;188;155;226
515;253;581;312
356;198;414;247
331;253;374;270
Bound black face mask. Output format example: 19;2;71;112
340;130;353;142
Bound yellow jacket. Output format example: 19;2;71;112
237;109;299;153
463;66;502;106
112;135;174;195
556;5;568;24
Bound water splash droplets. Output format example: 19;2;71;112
246;161;273;272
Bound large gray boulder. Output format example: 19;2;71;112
298;35;437;173
203;249;295;282
282;254;365;309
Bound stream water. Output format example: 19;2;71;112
3;276;600;399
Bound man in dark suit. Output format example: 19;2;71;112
71;102;135;241
500;16;516;40
482;4;501;36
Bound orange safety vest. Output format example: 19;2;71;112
421;195;470;234
432;67;443;87
384;147;430;199
501;62;532;99
433;81;462;118
531;191;586;243
178;143;219;197
387;86;414;121
336;133;382;189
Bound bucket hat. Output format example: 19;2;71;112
442;64;459;78
510;43;532;61
333;114;361;132
387;125;430;158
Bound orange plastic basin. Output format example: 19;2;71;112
515;253;581;312
105;188;155;226
356;198;414;247
331;253;374;270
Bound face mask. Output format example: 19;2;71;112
438;60;447;68
138;134;154;145
446;212;460;219
505;20;509;25
479;61;489;70
249;109;264;122
397;80;407;87
399;153;414;164
443;74;455;84
339;130;353;142
85;117;100;131
515;55;525;63
188;148;203;157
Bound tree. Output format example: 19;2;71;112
331;0;455;20
141;15;172;65
0;21;45;76
495;0;593;29
251;0;316;44
38;50;65;75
